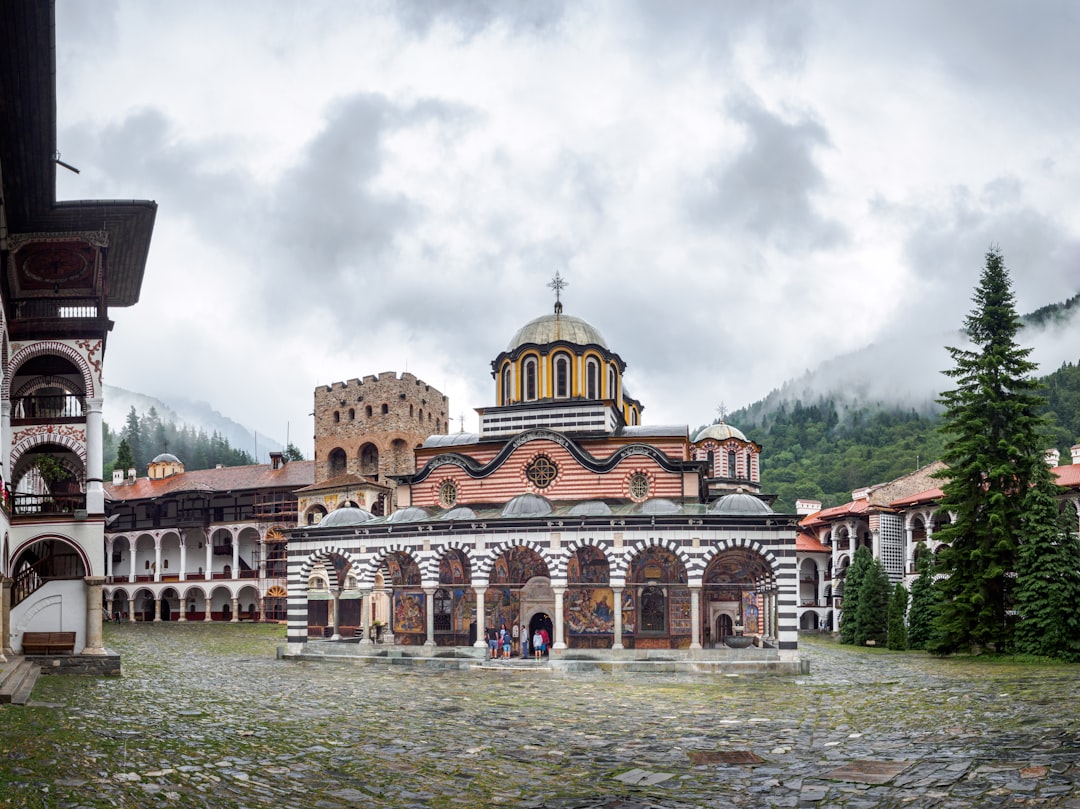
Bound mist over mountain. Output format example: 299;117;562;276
103;385;284;463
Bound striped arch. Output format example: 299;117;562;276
557;537;612;581
11;533;94;577
476;538;554;579
422;541;475;585
294;546;365;591
11;429;86;464
697;539;781;589
612;537;693;582
359;544;422;587
5;340;97;399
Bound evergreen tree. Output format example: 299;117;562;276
906;546;939;650
122;406;146;473
853;556;890;647
930;249;1052;655
839;546;873;644
1013;483;1080;660
887;582;909;650
115;438;135;473
284;443;305;461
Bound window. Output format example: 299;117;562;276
628;472;650;501
745;451;753;480
365;405;373;418
439;479;459;508
524;357;538;401
434;588;452;631
502;365;512;405
333;411;340;423
526;455;558;489
349;408;355;421
707;450;715;476
727;450;736;477
554;354;570;398
586;358;599;400
381;403;389;415
608;365;617;399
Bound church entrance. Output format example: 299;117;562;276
528;612;553;654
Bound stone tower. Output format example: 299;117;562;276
313;371;449;486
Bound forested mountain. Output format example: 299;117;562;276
728;359;1080;514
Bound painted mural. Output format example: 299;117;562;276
622;589;635;634
704;549;770;586
489;546;549;584
394;590;425;634
629;546;687;584
566;586;615;634
741;591;760;634
484;586;518;634
386;552;421;586
567;546;609;583
439;551;469;585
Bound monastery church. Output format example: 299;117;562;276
285;280;804;670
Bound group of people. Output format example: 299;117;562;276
486;622;550;661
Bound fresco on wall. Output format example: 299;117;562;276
490;546;549;584
621;588;635;634
385;552;421;586
484;586;518;633
741;591;759;634
439;550;469;585
327;552;352;585
394;591;425;633
669;589;692;635
704;549;769;586
566;586;615;634
567;546;610;584
629;546;686;584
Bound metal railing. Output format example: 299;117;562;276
10;491;86;517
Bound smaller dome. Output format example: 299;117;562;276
386;506;430;523
318;506;376;527
636;498;681;515
693;422;748;443
501;493;553;518
151;452;181;464
442;505;477;520
708;492;773;516
507;313;608;351
568;500;612;516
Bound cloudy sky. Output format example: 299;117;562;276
54;1;1080;457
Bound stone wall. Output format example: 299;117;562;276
313;371;448;485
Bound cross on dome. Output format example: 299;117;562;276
547;271;569;314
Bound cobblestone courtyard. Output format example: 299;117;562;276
2;624;1079;808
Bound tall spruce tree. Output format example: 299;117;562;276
1013;481;1080;660
906;546;938;650
887;582;909;650
839;546;873;644
853;557;890;647
930;249;1051;655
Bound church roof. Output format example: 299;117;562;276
151;452;181;464
708;491;773;515
507;312;608;351
693;422;748;442
319;506;377;527
106;460;315;501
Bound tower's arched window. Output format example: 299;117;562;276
524;357;538;401
502;364;512;406
745;451;753;480
554;354;571;399
608;365;617;399
707;450;715;476
727;450;737;478
586;358;599;400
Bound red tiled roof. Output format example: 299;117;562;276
105;460;314;501
796;531;830;553
1053;463;1080;489
293;473;389;494
889;486;944;508
799;497;869;528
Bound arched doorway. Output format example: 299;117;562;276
528;612;553;655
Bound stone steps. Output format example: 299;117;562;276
0;657;41;705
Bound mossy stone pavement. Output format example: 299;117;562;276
2;624;1079;807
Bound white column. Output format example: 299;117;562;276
178;597;187;622
611;585;624;650
153;536;162;583
204;596;213;622
127;596;136;622
152;596;162;622
689;586;702;650
473;586;488;648
128;538;137;584
328;592;340;638
85;397;105;514
552;585;566;650
83;577;106;654
231;531;239;579
424;587;436;647
205;532;213;581
231;596;240;624
179;537;187;582
360;589;373;645
105;538;113;581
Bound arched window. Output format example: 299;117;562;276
381;403;389;415
554;354;571;398
524;357;538;401
745;451;753;480
333;411;340;423
348;408;355;421
586;358;599;400
727;450;736;477
608;365;617;399
328;448;347;477
640;586;666;633
707;450;715;476
502;364;512;405
365;405;373;418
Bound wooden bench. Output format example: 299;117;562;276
21;631;77;655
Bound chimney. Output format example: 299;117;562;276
1072;444;1080;465
112;469;124;485
270;451;285;471
127;467;136;482
1046;448;1061;467
796;498;821;516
